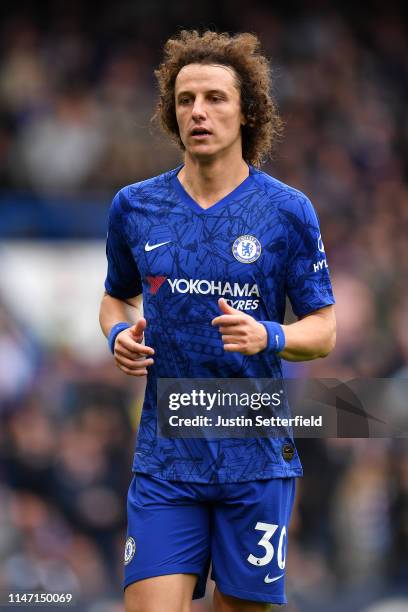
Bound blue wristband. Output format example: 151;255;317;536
108;322;130;354
260;321;286;354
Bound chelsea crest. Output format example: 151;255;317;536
232;235;262;264
124;536;136;565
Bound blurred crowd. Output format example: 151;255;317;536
1;0;408;610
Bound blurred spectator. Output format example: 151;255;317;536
14;88;105;194
0;301;40;406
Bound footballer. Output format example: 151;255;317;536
99;30;336;612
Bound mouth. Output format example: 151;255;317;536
190;127;212;139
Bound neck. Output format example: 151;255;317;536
178;151;249;209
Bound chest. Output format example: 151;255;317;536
128;202;288;287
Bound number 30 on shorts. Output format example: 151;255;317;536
247;522;287;568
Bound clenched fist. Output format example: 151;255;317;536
211;298;268;355
114;318;155;376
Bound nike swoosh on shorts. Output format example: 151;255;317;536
264;574;284;584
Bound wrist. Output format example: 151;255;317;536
108;322;130;354
259;321;286;354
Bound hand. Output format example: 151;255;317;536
211;298;268;355
114;318;155;376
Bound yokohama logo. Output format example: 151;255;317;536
168;278;259;297
146;276;260;297
146;275;167;295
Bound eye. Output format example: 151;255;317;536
178;97;191;105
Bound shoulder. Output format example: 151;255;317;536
115;167;180;208
251;167;318;223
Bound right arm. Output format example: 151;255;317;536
99;292;142;337
99;292;154;377
102;189;154;376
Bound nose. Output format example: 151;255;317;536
191;97;206;121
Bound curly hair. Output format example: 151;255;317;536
154;30;283;167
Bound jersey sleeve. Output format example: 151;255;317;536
283;195;335;317
104;191;143;300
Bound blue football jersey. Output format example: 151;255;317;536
104;165;335;483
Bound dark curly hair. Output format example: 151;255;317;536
154;30;283;167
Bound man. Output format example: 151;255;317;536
99;30;335;612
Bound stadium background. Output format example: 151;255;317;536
0;0;407;610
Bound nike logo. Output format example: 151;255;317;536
145;241;171;252
264;574;284;584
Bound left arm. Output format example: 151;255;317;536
212;299;336;361
279;304;336;361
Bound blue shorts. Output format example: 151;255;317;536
124;473;296;605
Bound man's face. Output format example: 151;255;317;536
174;63;245;160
